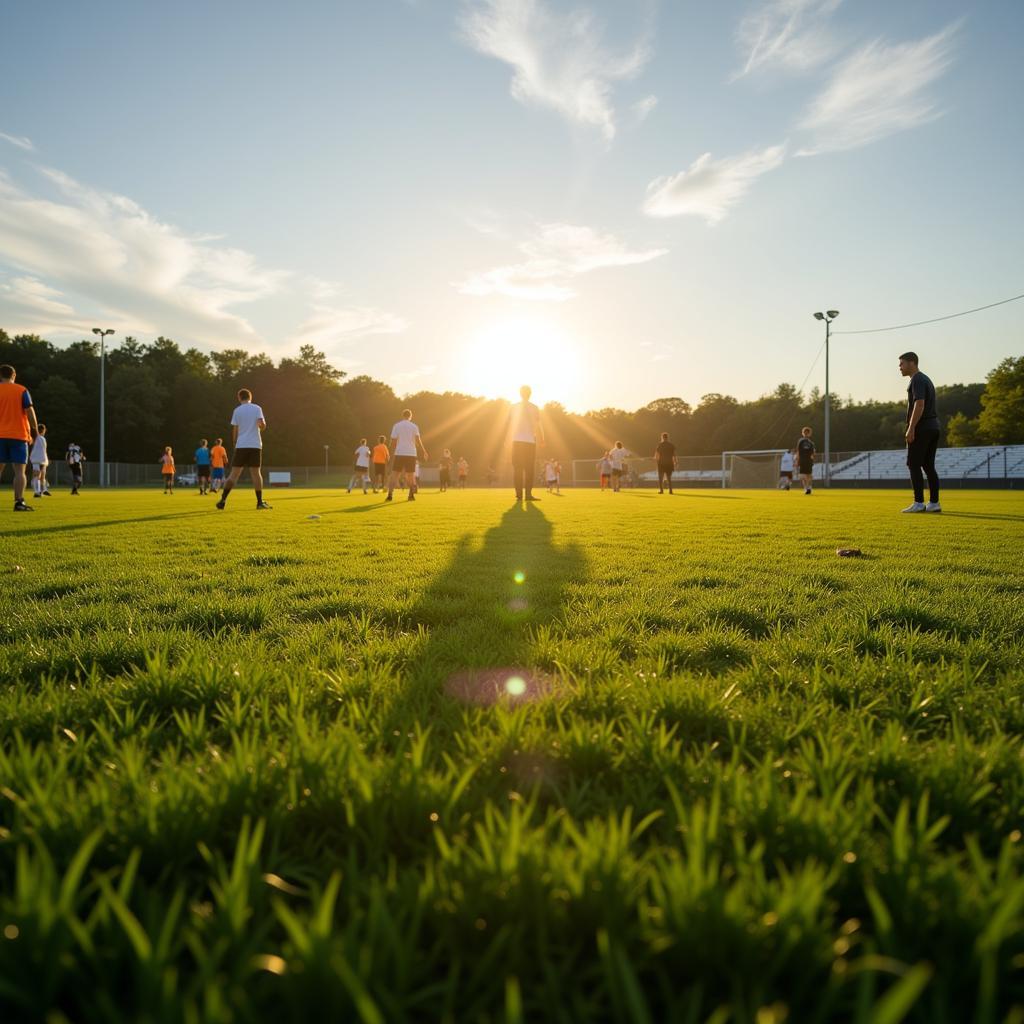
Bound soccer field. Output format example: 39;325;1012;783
1;488;1022;1022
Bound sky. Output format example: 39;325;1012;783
1;0;1022;413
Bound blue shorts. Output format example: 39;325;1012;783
212;467;225;479
0;439;29;464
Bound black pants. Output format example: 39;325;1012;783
907;425;940;503
657;465;673;491
511;441;536;498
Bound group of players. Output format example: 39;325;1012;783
1;353;943;513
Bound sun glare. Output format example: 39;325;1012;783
456;318;583;406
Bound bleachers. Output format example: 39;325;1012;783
823;445;1024;481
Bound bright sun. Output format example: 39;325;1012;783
455;318;583;405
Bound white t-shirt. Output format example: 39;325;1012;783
509;401;540;443
231;403;266;449
354;444;371;468
609;447;628;470
598;458;612;475
30;435;48;465
545;462;558;481
391;419;420;457
780;452;795;472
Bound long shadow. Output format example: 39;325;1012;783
395;502;586;712
941;511;1024;524
0;509;212;538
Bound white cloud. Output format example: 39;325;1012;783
0;132;34;151
734;0;841;78
0;165;407;354
289;306;409;349
633;95;658;122
797;23;959;154
457;222;667;301
459;0;651;140
642;144;787;223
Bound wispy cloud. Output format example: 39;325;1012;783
289;306;409;349
0;164;406;353
797;23;959;154
632;95;658;123
0;131;34;151
457;222;667;301
458;0;651;140
642;144;787;223
734;0;841;78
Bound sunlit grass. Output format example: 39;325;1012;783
1;487;1022;1022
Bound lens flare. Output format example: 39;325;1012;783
513;571;525;584
505;676;527;697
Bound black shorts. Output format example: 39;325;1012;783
657;463;674;475
440;468;451;484
69;465;83;480
197;465;211;479
231;448;262;468
354;463;369;473
373;463;387;479
393;454;416;473
781;470;793;479
798;461;813;475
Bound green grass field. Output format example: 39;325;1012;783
2;486;1023;1023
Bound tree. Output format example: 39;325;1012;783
978;356;1024;444
946;411;982;447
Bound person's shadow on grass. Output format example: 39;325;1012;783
401;502;586;709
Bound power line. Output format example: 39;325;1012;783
833;291;1024;335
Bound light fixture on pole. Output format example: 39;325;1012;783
324;444;329;476
91;328;115;487
811;311;839;486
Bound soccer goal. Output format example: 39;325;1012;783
721;449;788;489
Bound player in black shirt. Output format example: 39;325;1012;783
899;351;941;512
654;432;676;494
797;427;815;494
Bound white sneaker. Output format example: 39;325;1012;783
925;502;942;513
901;502;927;513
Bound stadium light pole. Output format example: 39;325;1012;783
323;444;329;475
812;311;839;486
91;328;115;487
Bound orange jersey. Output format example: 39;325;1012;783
160;454;175;474
210;445;228;468
0;382;31;441
372;443;389;464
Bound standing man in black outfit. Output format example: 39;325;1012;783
899;352;941;513
654;432;676;494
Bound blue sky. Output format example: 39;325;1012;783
1;0;1021;412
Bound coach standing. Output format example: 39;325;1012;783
508;384;544;502
899;351;941;513
0;364;40;512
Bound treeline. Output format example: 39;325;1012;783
2;330;1019;472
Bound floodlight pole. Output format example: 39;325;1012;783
324;444;329;475
92;328;115;487
812;311;839;486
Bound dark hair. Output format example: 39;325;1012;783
215;438;223;444
0;364;14;380
37;423;46;433
378;434;386;443
402;409;412;419
660;432;669;440
899;352;919;364
238;388;252;401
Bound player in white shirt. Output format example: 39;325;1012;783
348;438;371;494
30;424;50;497
216;388;271;510
608;442;628;492
508;384;545;501
597;453;612;491
778;450;795;491
545;458;561;494
387;409;428;502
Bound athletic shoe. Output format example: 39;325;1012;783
804;489;812;495
42;490;51;496
216;499;226;510
925;502;942;513
407;495;416;501
385;494;393;501
901;502;927;513
256;501;272;510
13;500;34;512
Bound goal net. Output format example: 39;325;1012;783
721;449;787;489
